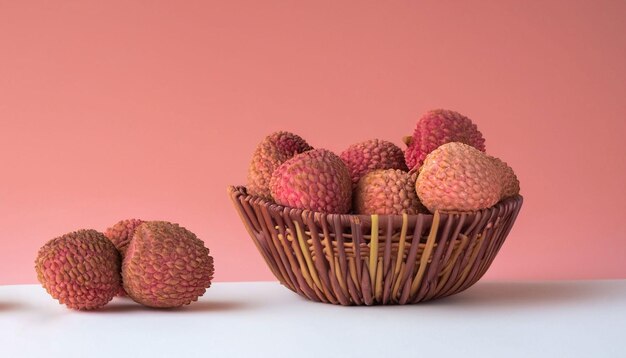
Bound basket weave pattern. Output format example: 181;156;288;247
229;186;523;305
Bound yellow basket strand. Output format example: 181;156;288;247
410;211;440;297
295;222;323;290
394;214;409;277
369;215;379;289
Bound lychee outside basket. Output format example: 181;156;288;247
228;186;523;305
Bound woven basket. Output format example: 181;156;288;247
228;186;523;305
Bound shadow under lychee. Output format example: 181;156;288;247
90;299;248;313
178;300;247;312
0;301;23;311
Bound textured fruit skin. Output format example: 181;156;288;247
104;219;144;296
354;169;426;215
122;221;214;308
416;142;502;212
105;218;144;257
270;149;352;214
247;131;313;199
340;139;408;188
490;157;520;199
35;230;121;310
404;109;486;170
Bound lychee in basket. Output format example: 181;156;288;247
228;185;523;305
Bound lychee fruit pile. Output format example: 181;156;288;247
35;220;214;310
245;109;519;215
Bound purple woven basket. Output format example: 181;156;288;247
229;185;523;305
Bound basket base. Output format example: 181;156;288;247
229;185;523;306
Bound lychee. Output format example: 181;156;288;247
104;219;144;259
415;142;502;212
270;149;352;214
104;218;144;296
340;139;408;188
404;109;486;170
247;131;313;199
490;156;520;199
35;229;121;310
122;221;214;308
354;169;426;215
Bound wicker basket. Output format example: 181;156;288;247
228;185;523;305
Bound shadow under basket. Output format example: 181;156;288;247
228;186;523;305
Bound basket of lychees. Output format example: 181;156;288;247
229;109;522;305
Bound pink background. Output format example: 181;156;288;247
1;1;625;285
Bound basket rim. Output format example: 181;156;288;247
228;185;523;222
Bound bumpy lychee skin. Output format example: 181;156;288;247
35;230;121;310
404;109;486;170
416;142;502;212
354;169;426;215
490;157;520;199
270;149;352;214
340;139;408;188
247;131;313;199
104;218;144;296
122;221;214;308
105;219;144;258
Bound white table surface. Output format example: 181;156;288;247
1;280;625;358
